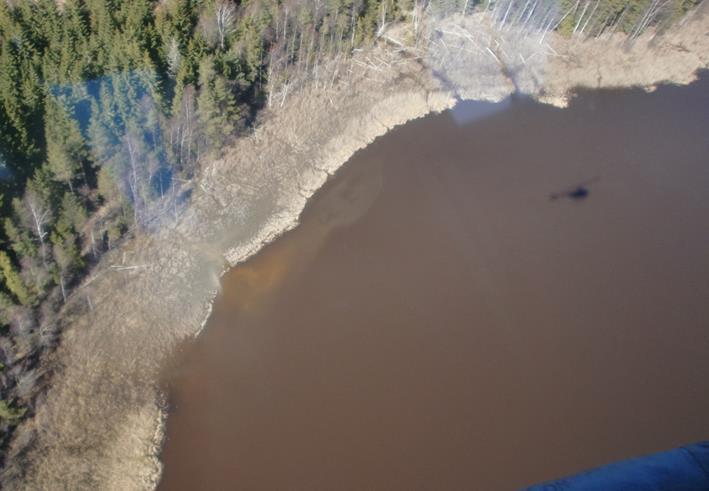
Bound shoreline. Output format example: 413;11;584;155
2;9;708;490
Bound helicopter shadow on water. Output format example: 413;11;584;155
549;176;601;202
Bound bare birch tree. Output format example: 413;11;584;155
214;0;237;50
13;181;54;269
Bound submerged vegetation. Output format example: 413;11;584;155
0;0;703;471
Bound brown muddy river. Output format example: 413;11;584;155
158;76;709;490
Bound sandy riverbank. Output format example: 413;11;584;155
2;8;708;490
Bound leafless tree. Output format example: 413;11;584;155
166;37;181;78
123;133;142;227
201;0;237;50
577;0;600;38
630;0;670;40
215;0;237;49
412;0;430;41
572;1;589;34
170;85;198;173
19;187;52;269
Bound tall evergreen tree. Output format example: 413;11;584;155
197;56;239;148
0;251;31;306
45;96;88;191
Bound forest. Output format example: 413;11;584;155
0;0;701;426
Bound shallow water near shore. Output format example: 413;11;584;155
158;75;709;490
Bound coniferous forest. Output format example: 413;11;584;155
0;0;423;340
0;0;701;429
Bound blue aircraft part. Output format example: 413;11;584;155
525;442;709;491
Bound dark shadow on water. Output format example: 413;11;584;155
549;185;590;201
550;177;600;202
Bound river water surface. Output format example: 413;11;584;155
158;76;709;490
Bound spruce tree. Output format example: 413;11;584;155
45;96;87;191
0;251;31;306
197;56;239;150
51;194;86;302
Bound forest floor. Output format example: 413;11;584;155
2;8;708;491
